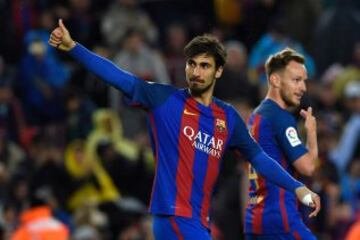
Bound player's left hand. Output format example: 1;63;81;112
295;186;321;218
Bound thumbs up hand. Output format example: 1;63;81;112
48;19;76;51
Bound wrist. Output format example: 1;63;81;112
69;41;76;50
293;182;305;193
301;193;314;206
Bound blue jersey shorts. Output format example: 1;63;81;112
245;218;316;240
152;215;211;240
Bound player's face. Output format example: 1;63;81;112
279;61;307;107
185;54;223;96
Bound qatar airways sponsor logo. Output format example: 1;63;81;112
183;126;223;158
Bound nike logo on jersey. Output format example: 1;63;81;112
183;108;197;116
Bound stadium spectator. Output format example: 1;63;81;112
11;193;69;240
101;0;158;49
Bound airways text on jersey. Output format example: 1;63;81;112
183;126;224;158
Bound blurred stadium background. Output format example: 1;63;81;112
0;0;360;239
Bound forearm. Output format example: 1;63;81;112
69;43;139;96
306;130;318;159
251;151;303;192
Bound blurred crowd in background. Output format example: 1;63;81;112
0;0;360;239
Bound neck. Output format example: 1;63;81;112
189;89;213;106
266;90;288;110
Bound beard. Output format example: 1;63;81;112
188;77;215;96
280;89;300;107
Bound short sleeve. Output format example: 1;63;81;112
275;117;308;163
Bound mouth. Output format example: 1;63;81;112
294;93;303;100
190;78;205;84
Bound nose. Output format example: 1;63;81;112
192;66;200;77
300;80;307;92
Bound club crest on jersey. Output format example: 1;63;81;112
285;127;301;147
215;119;226;133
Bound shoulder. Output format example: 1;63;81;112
212;98;239;118
11;227;28;240
256;101;295;127
273;108;295;126
137;80;177;93
212;97;233;110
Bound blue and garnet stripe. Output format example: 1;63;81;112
199;103;228;227
250;114;268;234
175;97;200;216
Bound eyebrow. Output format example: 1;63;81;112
187;59;213;66
293;75;308;82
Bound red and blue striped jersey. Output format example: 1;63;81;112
245;99;308;234
126;80;262;227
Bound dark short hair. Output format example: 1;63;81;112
265;48;305;79
184;34;227;68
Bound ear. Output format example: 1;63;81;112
215;66;224;79
269;73;281;88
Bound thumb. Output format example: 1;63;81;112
58;19;68;33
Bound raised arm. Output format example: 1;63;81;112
48;19;139;97
292;107;318;176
